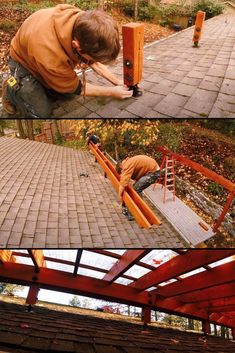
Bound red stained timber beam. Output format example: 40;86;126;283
89;142;161;228
0;263;234;328
156;145;235;192
156;260;235;298
27;250;46;273
0;250;16;264
173;282;235;303
197;297;235;311
130;249;235;290
103;250;150;283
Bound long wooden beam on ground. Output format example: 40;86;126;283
103;250;150;283
130;249;235;290
89;142;161;228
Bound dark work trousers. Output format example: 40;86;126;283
6;58;75;118
122;170;161;220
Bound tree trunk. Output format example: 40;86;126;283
114;141;119;161
97;0;104;10
134;0;138;21
53;120;63;144
188;318;194;330
220;326;225;338
214;324;217;336
25;120;34;140
16;120;26;139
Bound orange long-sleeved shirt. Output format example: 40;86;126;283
120;155;159;188
10;4;82;93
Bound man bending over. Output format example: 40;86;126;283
2;4;132;118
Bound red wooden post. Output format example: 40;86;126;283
202;320;211;335
26;284;40;305
213;192;235;232
142;306;151;329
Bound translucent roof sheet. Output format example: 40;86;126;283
140;250;177;266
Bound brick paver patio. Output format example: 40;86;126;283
49;13;235;119
0;137;184;248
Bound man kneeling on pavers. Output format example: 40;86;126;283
2;4;132;118
116;155;161;221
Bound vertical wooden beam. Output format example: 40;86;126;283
26;284;40;305
142;307;151;330
213;192;235;232
202;320;211;335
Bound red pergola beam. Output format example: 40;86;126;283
130;250;235;290
156;260;235;297
174;282;235;303
89;142;161;228
198;297;235;311
0;262;235;328
156;145;235;192
28;250;45;273
12;251;137;282
0;250;15;264
103;250;150;283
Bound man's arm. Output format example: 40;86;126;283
83;83;132;99
90;62;123;86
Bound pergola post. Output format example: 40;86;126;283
26;284;40;310
141;307;151;330
232;327;235;340
202;320;211;335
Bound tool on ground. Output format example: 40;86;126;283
79;172;89;177
122;23;144;97
89;142;161;228
193;11;206;47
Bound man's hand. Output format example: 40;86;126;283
111;85;133;99
118;185;125;203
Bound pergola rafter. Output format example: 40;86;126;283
0;249;235;335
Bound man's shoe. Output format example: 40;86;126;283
2;79;17;115
127;214;134;221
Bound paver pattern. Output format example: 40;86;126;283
49;13;235;119
0;299;234;353
0;137;184;248
145;185;215;246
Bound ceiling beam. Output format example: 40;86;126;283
130;250;235;290
0;262;235;328
155;260;235;297
173;282;235;303
27;250;46;273
0;250;16;264
103;250;150;283
73;250;83;276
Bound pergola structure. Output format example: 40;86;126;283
156;146;235;232
0;249;235;338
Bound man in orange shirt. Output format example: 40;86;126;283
116;155;161;221
2;4;132;118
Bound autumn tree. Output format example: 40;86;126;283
72;119;159;160
0;283;24;296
